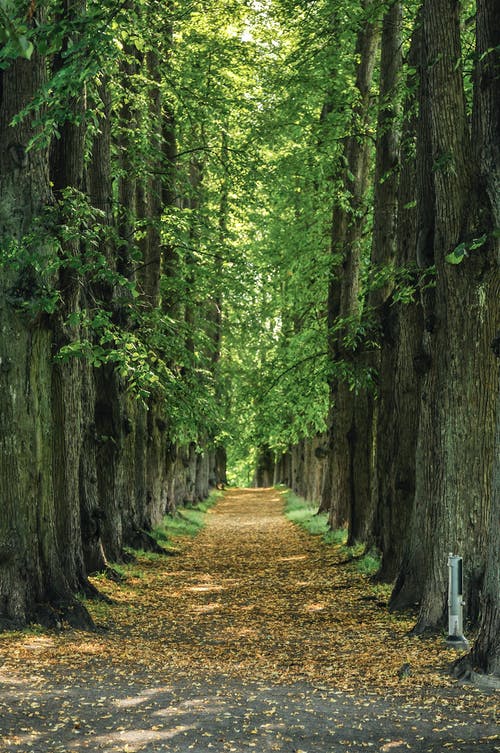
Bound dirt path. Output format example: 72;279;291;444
0;488;498;752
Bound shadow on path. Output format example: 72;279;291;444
0;489;498;752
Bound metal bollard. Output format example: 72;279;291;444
445;554;469;649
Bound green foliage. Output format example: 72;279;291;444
9;1;125;150
0;1;34;65
1;0;401;473
226;451;257;488
1;188;134;311
445;234;488;265
1;0;485;485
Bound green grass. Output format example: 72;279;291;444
155;490;223;542
90;490;224;582
284;491;347;543
355;551;381;576
283;489;381;576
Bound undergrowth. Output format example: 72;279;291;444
80;491;224;624
155;490;223;543
91;490;223;587
282;489;382;577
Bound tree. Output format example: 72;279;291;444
456;0;500;679
459;338;500;679
0;0;240;627
0;3;92;628
349;0;403;545
391;0;500;630
369;10;423;580
320;0;379;531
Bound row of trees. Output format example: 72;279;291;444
0;0;234;628
0;0;497;678
246;0;499;678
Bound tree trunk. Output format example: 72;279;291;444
82;77;114;574
195;450;210;501
95;368;125;561
274;451;292;488
0;22;90;628
458;351;500;678
254;446;275;488
214;445;227;487
321;1;379;531
136;50;162;308
353;0;402;548
455;0;500;677
372;18;423;582
79;364;107;574
393;0;500;630
49;0;92;604
116;33;137;282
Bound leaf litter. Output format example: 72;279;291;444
0;488;497;753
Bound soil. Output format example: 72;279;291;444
0;488;498;753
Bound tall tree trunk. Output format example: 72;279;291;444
49;0;92;604
99;23;140;561
393;0;500;630
350;0;403;546
373;19;423;583
136;50;162;308
131;46;168;545
456;341;500;680
82;78;114;573
116;31;137;282
466;344;500;678
0;13;89;627
207;131;229;491
456;0;500;678
254;446;275;488
321;1;379;531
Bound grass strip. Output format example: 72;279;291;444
282;488;381;576
155;490;223;544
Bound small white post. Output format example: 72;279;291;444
445;553;469;649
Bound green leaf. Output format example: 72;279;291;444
468;234;487;251
16;35;33;60
445;235;488;265
67;311;81;328
445;242;466;265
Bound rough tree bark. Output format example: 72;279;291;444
455;0;500;679
0;8;90;628
82;78;115;574
350;0;403;546
320;0;379;531
392;0;500;630
128;45;170;548
372;19;424;584
455;340;500;682
49;0;97;613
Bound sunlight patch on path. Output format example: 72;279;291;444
0;489;497;753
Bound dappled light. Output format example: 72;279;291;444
186;584;226;593
0;0;498;749
0;489;497;752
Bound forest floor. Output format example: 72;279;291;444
0;487;498;753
